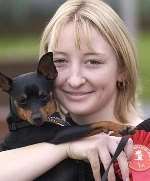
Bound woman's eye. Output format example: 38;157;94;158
53;59;67;67
89;60;100;64
54;59;65;63
86;59;103;65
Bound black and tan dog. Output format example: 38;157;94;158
0;52;135;180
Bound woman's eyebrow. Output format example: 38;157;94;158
84;52;107;58
84;52;104;55
53;51;67;56
53;51;107;59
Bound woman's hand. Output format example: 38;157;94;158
66;133;133;181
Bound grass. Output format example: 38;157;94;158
138;32;150;101
0;34;40;61
0;32;149;100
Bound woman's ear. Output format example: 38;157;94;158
37;52;58;80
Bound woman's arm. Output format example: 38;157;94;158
0;134;133;181
0;143;67;181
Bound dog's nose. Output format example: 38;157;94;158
31;113;43;126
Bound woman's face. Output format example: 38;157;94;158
48;22;121;123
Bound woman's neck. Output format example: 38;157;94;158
70;110;144;126
70;110;118;125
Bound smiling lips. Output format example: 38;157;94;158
63;90;94;100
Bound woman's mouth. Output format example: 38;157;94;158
63;90;94;100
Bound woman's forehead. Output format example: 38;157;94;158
50;21;102;48
48;21;116;58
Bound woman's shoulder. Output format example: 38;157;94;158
130;116;150;131
131;118;150;147
136;118;150;131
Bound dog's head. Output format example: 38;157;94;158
0;52;58;126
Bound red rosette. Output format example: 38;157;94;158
114;130;150;180
131;130;150;148
129;130;150;181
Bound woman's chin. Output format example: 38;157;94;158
65;104;93;116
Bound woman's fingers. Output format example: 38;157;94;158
117;151;130;181
116;138;133;181
98;148;116;181
87;149;101;181
107;136;133;181
124;138;133;160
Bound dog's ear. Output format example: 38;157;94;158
37;52;58;80
0;72;12;93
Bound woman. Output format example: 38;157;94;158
0;0;145;180
39;0;142;180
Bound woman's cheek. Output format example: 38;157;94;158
55;70;67;87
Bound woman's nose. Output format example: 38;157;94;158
67;67;86;88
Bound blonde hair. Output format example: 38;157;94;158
40;0;139;123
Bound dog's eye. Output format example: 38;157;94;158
17;97;27;105
39;93;49;101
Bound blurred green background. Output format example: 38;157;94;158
138;32;150;101
0;0;150;114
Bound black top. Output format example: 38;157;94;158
1;111;150;181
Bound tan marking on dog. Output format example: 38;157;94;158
16;107;32;122
87;121;135;136
40;101;57;121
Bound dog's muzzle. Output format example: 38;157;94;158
31;112;44;126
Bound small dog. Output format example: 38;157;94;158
0;52;135;180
